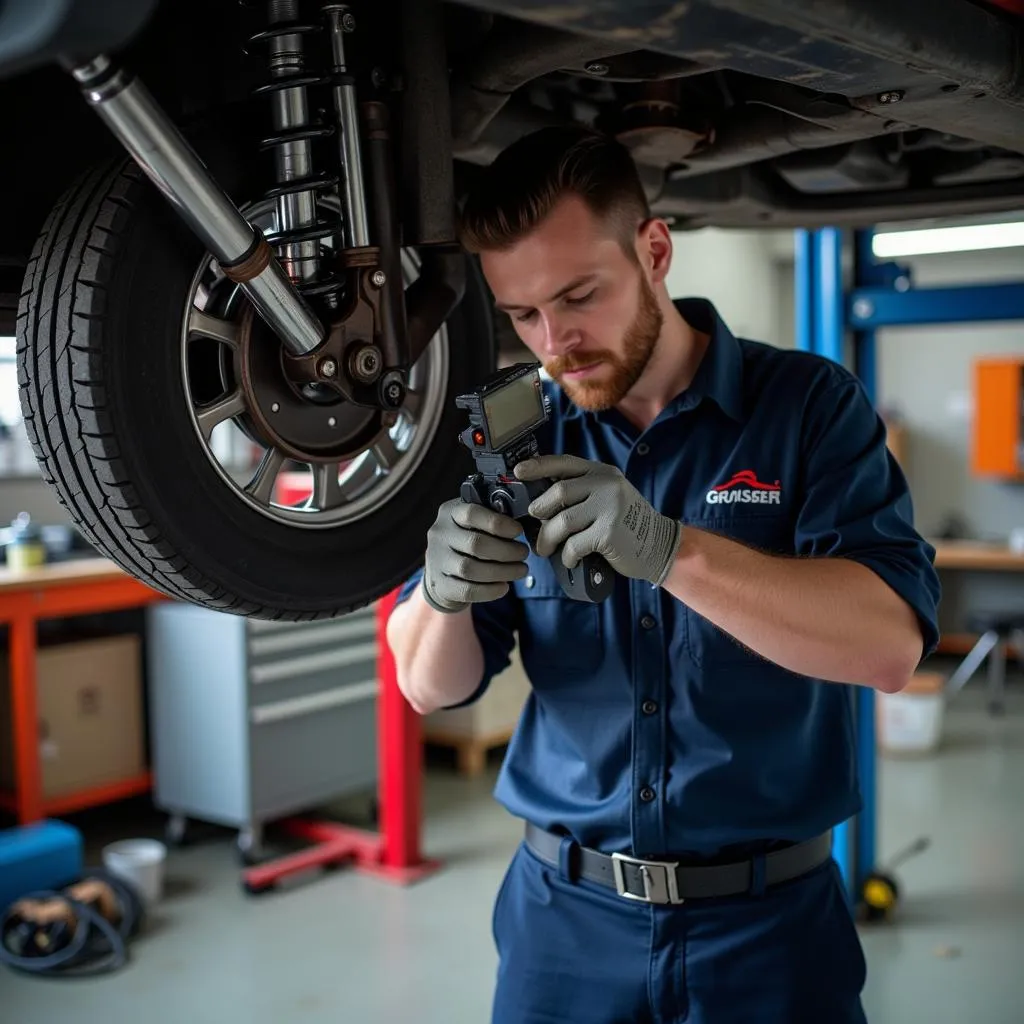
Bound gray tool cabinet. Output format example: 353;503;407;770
145;600;379;862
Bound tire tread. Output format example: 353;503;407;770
15;163;293;615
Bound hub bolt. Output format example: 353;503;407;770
371;270;386;288
379;370;406;410
350;345;383;383
585;62;610;76
318;357;338;379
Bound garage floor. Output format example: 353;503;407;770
4;673;1024;1024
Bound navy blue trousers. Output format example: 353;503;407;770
491;840;868;1024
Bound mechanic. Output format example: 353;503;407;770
386;125;941;1024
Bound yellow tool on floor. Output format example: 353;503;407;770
859;836;931;922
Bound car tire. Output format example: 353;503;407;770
16;156;496;619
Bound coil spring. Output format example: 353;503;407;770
247;11;344;299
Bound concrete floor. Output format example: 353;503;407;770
4;674;1024;1024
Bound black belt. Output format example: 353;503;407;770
524;823;833;905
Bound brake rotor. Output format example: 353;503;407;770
236;302;383;463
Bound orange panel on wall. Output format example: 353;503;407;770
971;357;1024;480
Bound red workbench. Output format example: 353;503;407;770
0;557;166;825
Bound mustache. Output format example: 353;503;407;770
545;351;616;377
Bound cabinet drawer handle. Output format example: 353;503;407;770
250;680;377;725
249;617;377;657
250;642;378;685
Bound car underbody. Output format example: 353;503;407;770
0;0;1021;617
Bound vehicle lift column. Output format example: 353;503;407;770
794;227;870;899
796;224;1024;906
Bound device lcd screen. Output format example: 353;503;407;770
483;373;545;449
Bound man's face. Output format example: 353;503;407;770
480;194;664;411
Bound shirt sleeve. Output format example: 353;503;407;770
391;567;520;708
794;367;941;659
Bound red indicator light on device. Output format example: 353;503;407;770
473;429;486;446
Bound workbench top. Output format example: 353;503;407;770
930;539;1024;571
0;556;131;593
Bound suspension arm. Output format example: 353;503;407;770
65;55;326;357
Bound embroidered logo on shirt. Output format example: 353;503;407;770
705;469;782;506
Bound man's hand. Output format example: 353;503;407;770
421;497;530;613
514;455;682;586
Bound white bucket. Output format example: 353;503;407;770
102;838;167;906
877;673;946;755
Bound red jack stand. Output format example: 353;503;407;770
241;589;443;895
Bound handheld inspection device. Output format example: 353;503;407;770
456;362;614;603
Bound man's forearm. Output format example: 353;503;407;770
661;527;925;692
385;583;487;714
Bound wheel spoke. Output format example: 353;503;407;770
338;451;379;499
196;390;245;441
188;308;239;350
371;434;400;472
402;388;423;422
312;462;345;510
245;447;287;505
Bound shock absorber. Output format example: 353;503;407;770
323;3;371;251
250;0;343;297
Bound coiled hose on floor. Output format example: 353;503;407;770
0;868;145;978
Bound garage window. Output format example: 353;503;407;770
0;336;41;476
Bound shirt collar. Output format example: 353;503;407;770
561;297;745;424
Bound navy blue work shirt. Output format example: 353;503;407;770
396;298;941;859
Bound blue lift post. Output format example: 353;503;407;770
798;224;1024;902
794;226;858;895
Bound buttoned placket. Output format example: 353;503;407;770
627;434;667;856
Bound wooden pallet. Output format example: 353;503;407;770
424;726;514;777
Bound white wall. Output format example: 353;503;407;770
666;229;791;348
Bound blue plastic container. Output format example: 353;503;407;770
0;820;83;912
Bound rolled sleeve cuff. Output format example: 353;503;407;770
844;547;941;659
394;568;424;607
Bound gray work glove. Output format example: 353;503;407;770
421;498;530;613
514;455;682;587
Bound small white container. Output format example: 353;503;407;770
877;672;946;755
102;838;167;907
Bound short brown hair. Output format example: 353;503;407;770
458;126;651;257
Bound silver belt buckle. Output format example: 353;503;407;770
611;852;683;905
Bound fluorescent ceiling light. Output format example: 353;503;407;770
872;221;1024;258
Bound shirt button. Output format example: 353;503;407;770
642;700;658;715
636;442;650;456
524;575;535;589
639;785;656;803
640;614;656;630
